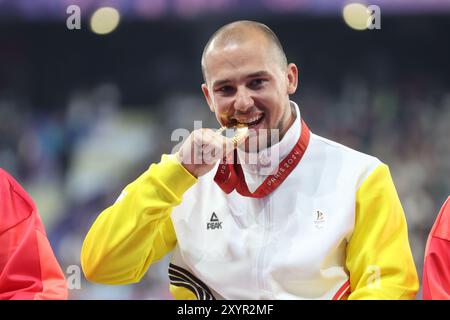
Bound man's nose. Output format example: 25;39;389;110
234;87;254;112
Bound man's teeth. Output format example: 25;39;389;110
238;114;263;124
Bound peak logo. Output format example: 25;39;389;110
207;212;222;230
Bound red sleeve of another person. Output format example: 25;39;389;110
0;168;68;300
423;196;450;300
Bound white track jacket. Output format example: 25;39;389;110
81;102;419;300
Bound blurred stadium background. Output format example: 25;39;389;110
1;0;449;299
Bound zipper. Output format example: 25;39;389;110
256;196;272;298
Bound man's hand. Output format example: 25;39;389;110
175;128;239;178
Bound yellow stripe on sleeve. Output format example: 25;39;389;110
346;164;419;299
81;154;197;285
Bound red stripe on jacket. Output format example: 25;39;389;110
332;280;351;300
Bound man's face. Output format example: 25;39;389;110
201;37;298;149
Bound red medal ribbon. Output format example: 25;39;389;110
214;119;311;198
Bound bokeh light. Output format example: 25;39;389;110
342;2;370;31
90;7;120;35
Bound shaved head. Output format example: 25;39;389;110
201;20;288;83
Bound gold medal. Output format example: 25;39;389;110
216;124;249;147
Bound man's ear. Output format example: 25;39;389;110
201;83;215;112
286;63;298;95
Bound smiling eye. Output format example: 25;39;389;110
249;78;265;88
217;86;235;94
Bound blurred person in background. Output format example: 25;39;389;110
81;20;418;299
423;196;450;299
0;168;68;300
